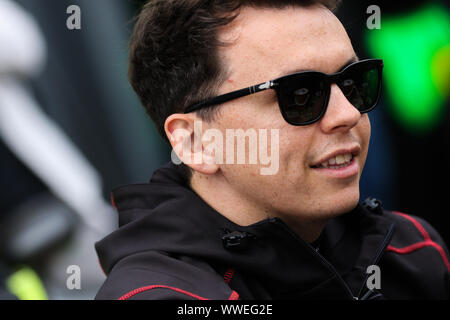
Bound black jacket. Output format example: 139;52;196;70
95;162;450;300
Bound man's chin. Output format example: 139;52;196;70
308;188;360;219
327;190;360;216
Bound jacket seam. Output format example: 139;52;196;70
117;284;239;301
392;211;430;240
223;268;235;284
386;241;450;272
118;285;210;300
389;212;450;272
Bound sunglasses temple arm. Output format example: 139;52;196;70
184;81;275;113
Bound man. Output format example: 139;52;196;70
95;0;450;299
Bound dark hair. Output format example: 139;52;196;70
129;0;341;139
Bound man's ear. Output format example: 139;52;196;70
164;113;219;175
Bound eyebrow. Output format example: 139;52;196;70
281;55;359;77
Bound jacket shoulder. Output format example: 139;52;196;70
95;251;239;300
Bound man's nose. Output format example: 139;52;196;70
319;83;362;133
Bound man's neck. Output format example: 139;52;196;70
190;171;326;243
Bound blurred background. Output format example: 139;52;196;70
0;0;448;299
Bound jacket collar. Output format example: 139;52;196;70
97;162;395;299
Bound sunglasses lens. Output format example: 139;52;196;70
277;72;328;125
276;60;381;125
339;62;381;113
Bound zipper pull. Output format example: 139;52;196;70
222;230;255;250
359;289;374;300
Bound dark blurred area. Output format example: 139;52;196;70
0;0;448;299
335;0;450;247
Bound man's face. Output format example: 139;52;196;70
202;6;371;224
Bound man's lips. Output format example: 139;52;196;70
311;157;360;179
310;145;361;168
309;145;361;179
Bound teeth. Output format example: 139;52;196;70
319;153;353;169
344;154;352;162
336;155;345;165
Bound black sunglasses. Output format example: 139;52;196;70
185;59;383;126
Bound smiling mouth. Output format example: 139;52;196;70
311;153;355;169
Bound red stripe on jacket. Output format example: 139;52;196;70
386;211;450;272
118;284;239;300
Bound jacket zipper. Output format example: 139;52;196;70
314;247;357;299
276;218;395;300
356;222;395;300
276;220;356;300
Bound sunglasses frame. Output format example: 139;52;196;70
184;59;383;126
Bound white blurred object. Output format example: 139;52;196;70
0;79;115;235
0;0;115;236
0;0;46;76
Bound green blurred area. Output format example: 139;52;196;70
366;4;450;133
6;266;47;300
